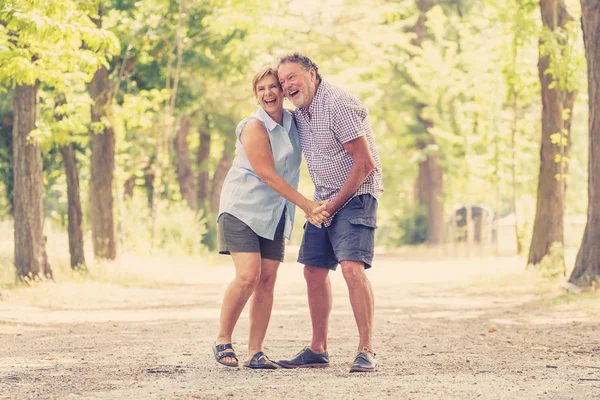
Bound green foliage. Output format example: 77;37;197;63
34;87;92;151
0;96;13;213
539;21;586;93
119;196;207;257
201;211;218;251
533;242;566;280
0;0;119;90
42;145;69;226
384;206;428;246
0;0;592;265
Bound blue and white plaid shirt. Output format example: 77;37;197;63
294;81;383;226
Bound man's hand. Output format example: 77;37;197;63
313;200;336;219
303;200;328;227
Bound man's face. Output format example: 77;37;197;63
278;62;317;109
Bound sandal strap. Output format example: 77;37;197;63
245;351;278;369
216;351;238;362
215;343;234;352
250;351;266;363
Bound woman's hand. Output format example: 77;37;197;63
303;200;330;227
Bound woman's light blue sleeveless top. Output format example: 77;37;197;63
218;107;301;240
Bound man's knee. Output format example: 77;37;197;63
340;261;366;284
304;265;329;284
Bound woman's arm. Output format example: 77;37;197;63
240;120;328;224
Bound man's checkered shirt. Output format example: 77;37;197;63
294;81;383;224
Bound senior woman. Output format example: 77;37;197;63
213;66;326;370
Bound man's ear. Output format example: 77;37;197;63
310;68;316;81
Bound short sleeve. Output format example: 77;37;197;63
235;117;269;144
329;94;369;144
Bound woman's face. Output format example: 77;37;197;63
254;74;284;116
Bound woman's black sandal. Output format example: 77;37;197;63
243;351;278;370
213;343;239;367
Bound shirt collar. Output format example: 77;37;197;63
257;106;291;132
256;106;278;132
308;80;326;116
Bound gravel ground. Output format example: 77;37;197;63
0;255;598;399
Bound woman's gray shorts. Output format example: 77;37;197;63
218;212;285;262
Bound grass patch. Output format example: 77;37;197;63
0;217;219;303
461;261;600;319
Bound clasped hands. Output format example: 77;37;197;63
303;200;331;227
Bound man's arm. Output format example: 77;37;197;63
316;134;375;216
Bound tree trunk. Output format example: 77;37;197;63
87;6;116;260
174;116;197;211
61;144;86;270
528;0;577;266
88;64;117;260
197;116;211;208
144;158;155;211
209;148;232;213
13;83;51;279
123;176;135;200
54;94;86;270
416;138;444;244
569;0;600;286
510;80;524;255
412;0;445;245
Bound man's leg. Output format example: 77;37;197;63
304;265;332;353
340;260;374;353
277;222;335;368
248;258;279;357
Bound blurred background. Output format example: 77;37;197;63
0;0;592;285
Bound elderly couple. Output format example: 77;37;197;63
213;53;383;373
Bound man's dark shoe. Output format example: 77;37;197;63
277;347;330;368
349;348;377;373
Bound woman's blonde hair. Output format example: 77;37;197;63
252;66;280;96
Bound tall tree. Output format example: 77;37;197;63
174;116;197;211
88;5;117;260
569;0;600;287
61;143;86;269
53;94;86;270
12;83;50;279
412;0;445;245
1;0;116;277
528;0;577;266
196;115;211;208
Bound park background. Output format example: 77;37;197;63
1;1;600;398
2;0;599;284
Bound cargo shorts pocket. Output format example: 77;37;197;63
348;217;378;229
348;217;377;254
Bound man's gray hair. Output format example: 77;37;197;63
278;53;322;81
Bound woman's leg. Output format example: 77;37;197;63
247;258;280;357
216;252;261;364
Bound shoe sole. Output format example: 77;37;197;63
243;365;278;370
276;362;330;369
349;367;377;373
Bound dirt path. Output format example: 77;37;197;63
0;255;599;399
